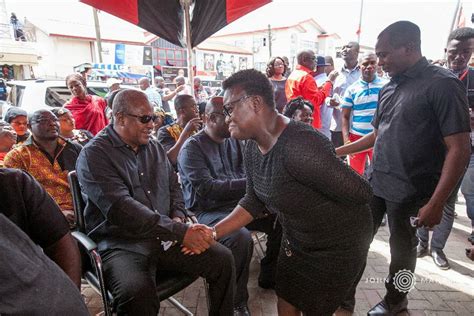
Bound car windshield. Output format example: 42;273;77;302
44;86;109;108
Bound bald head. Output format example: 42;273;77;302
341;41;360;66
297;50;316;70
113;89;150;117
205;96;224;115
204;96;228;139
30;109;55;123
139;77;150;90
175;76;185;86
155;76;165;88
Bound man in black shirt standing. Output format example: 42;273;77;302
76;89;234;315
178;97;281;316
336;21;471;315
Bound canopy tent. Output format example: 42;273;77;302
80;0;272;84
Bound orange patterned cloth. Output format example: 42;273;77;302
3;138;79;211
166;123;184;142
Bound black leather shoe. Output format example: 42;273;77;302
416;244;429;258
431;249;450;270
468;234;474;245
367;298;408;316
234;305;251;316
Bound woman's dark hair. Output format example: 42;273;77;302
266;57;287;78
65;73;87;88
222;69;276;109
283;97;314;118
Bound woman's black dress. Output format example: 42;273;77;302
239;120;373;315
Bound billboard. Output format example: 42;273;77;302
195;50;252;80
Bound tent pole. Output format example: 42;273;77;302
183;0;194;88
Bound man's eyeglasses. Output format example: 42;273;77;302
32;117;59;124
223;95;252;117
124;113;158;124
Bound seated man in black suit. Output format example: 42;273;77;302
76;89;235;315
178;96;282;316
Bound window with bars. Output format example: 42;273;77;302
154;48;187;67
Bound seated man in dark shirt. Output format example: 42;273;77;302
0;168;81;288
178;96;282;315
76;89;235;315
157;94;202;166
0;213;88;315
4;109;82;228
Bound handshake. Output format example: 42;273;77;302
181;224;216;255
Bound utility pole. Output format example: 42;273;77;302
93;8;103;63
182;0;194;86
450;0;462;34
357;0;364;43
268;24;272;58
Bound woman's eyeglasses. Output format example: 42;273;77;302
223;95;252;117
124;113;158;124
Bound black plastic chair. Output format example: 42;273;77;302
68;171;197;316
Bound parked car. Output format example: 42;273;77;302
1;79;109;118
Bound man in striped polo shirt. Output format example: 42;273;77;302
341;52;387;175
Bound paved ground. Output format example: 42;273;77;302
83;195;474;315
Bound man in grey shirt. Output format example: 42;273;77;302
328;41;361;147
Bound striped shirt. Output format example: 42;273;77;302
341;76;387;136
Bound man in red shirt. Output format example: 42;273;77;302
285;50;337;129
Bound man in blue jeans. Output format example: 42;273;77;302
417;27;474;269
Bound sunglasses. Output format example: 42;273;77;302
124;113;158;124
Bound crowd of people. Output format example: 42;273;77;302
1;20;474;316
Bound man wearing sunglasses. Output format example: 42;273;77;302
4;109;82;228
76;89;235;315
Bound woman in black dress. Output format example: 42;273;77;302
267;57;288;113
213;69;373;315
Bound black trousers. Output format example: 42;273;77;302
330;130;344;148
341;195;423;311
101;242;235;316
197;211;282;307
